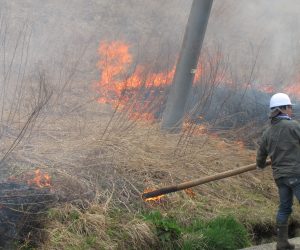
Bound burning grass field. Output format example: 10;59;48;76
1;32;299;249
0;54;298;248
2;2;300;249
2;100;299;249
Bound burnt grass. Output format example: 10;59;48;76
251;220;300;245
0;182;57;248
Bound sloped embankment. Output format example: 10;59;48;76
27;109;299;249
6;106;299;249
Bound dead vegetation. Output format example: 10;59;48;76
0;86;289;249
0;41;295;246
1;6;300;249
1;98;291;249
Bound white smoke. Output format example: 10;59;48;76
1;0;300;89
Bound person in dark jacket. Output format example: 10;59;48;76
257;93;300;250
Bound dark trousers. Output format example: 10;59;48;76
275;177;300;224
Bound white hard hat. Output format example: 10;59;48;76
269;93;293;109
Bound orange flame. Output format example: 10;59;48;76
184;188;196;198
284;83;300;98
95;40;202;121
95;40;297;122
96;41;133;105
143;188;165;202
27;169;51;188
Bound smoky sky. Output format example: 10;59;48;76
1;0;300;87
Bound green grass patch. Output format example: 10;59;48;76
144;211;250;250
144;211;182;249
203;216;250;250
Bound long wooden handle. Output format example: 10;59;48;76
142;160;271;199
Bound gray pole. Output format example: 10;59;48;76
161;0;213;132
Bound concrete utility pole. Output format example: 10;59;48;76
161;0;213;132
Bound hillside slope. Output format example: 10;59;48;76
6;102;294;249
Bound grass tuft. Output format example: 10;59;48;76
183;215;251;250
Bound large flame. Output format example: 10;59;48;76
96;41;133;104
94;40;300;123
95;41;203;121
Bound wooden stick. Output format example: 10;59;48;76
142;160;271;199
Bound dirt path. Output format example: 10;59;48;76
242;237;300;250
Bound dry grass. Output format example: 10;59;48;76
43;202;157;250
44;204;115;250
2;100;298;248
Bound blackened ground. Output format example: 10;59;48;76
0;182;57;248
251;220;300;245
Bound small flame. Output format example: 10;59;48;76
184;188;196;198
143;188;165;202
27;169;51;188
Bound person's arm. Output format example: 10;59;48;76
292;122;300;142
256;131;268;169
